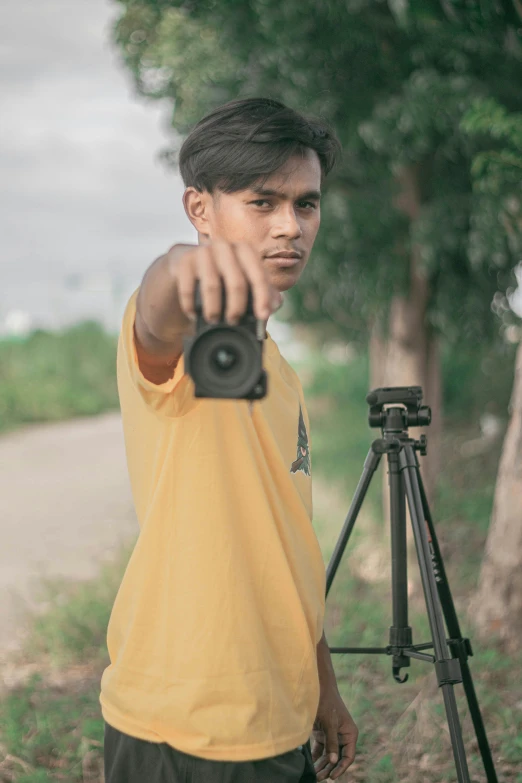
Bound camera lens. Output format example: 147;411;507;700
212;346;237;371
187;325;261;397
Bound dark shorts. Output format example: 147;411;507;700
104;721;317;782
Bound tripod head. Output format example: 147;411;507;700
367;386;431;430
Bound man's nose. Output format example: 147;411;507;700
272;207;303;238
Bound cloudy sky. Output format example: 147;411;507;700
1;0;198;333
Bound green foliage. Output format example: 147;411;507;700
110;0;522;348
0;322;119;433
461;98;522;283
390;0;522;34
442;339;517;421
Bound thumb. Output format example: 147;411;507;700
325;717;339;765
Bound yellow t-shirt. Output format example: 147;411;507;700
99;287;326;762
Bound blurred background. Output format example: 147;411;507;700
1;1;521;781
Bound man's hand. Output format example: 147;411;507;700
311;687;358;781
169;240;283;325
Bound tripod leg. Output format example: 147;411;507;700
399;444;471;783
417;470;499;782
387;450;412;682
326;444;382;596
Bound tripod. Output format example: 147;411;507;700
325;386;498;782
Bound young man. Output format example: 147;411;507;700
100;97;358;782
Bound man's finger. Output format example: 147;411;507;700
329;745;355;780
313;752;331;775
325;716;340;764
314;757;331;782
312;739;330;775
338;729;358;766
233;242;273;320
314;755;337;782
311;737;324;763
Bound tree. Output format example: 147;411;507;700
462;99;522;652
109;0;522;522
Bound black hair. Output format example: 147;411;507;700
178;97;342;195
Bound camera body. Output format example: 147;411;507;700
183;280;268;400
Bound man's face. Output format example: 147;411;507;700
184;148;322;292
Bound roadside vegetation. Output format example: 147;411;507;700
0;325;520;782
0;325;119;436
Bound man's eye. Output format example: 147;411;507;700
250;200;317;209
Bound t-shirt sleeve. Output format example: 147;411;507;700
117;287;200;418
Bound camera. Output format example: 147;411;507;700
183;280;268;400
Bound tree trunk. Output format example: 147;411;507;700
381;257;440;505
369;287;441;499
425;336;442;492
363;163;442;600
364;261;442;599
467;340;522;654
369;318;386;390
386;161;441;503
379;280;441;601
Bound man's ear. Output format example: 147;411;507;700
183;187;211;236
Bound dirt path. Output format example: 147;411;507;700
0;411;138;658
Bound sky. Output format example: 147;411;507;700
1;0;198;334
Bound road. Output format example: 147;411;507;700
0;411;138;658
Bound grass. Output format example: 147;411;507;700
0;327;520;781
0;324;119;436
0;546;134;783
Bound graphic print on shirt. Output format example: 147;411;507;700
290;403;311;476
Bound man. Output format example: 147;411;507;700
100;97;358;782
